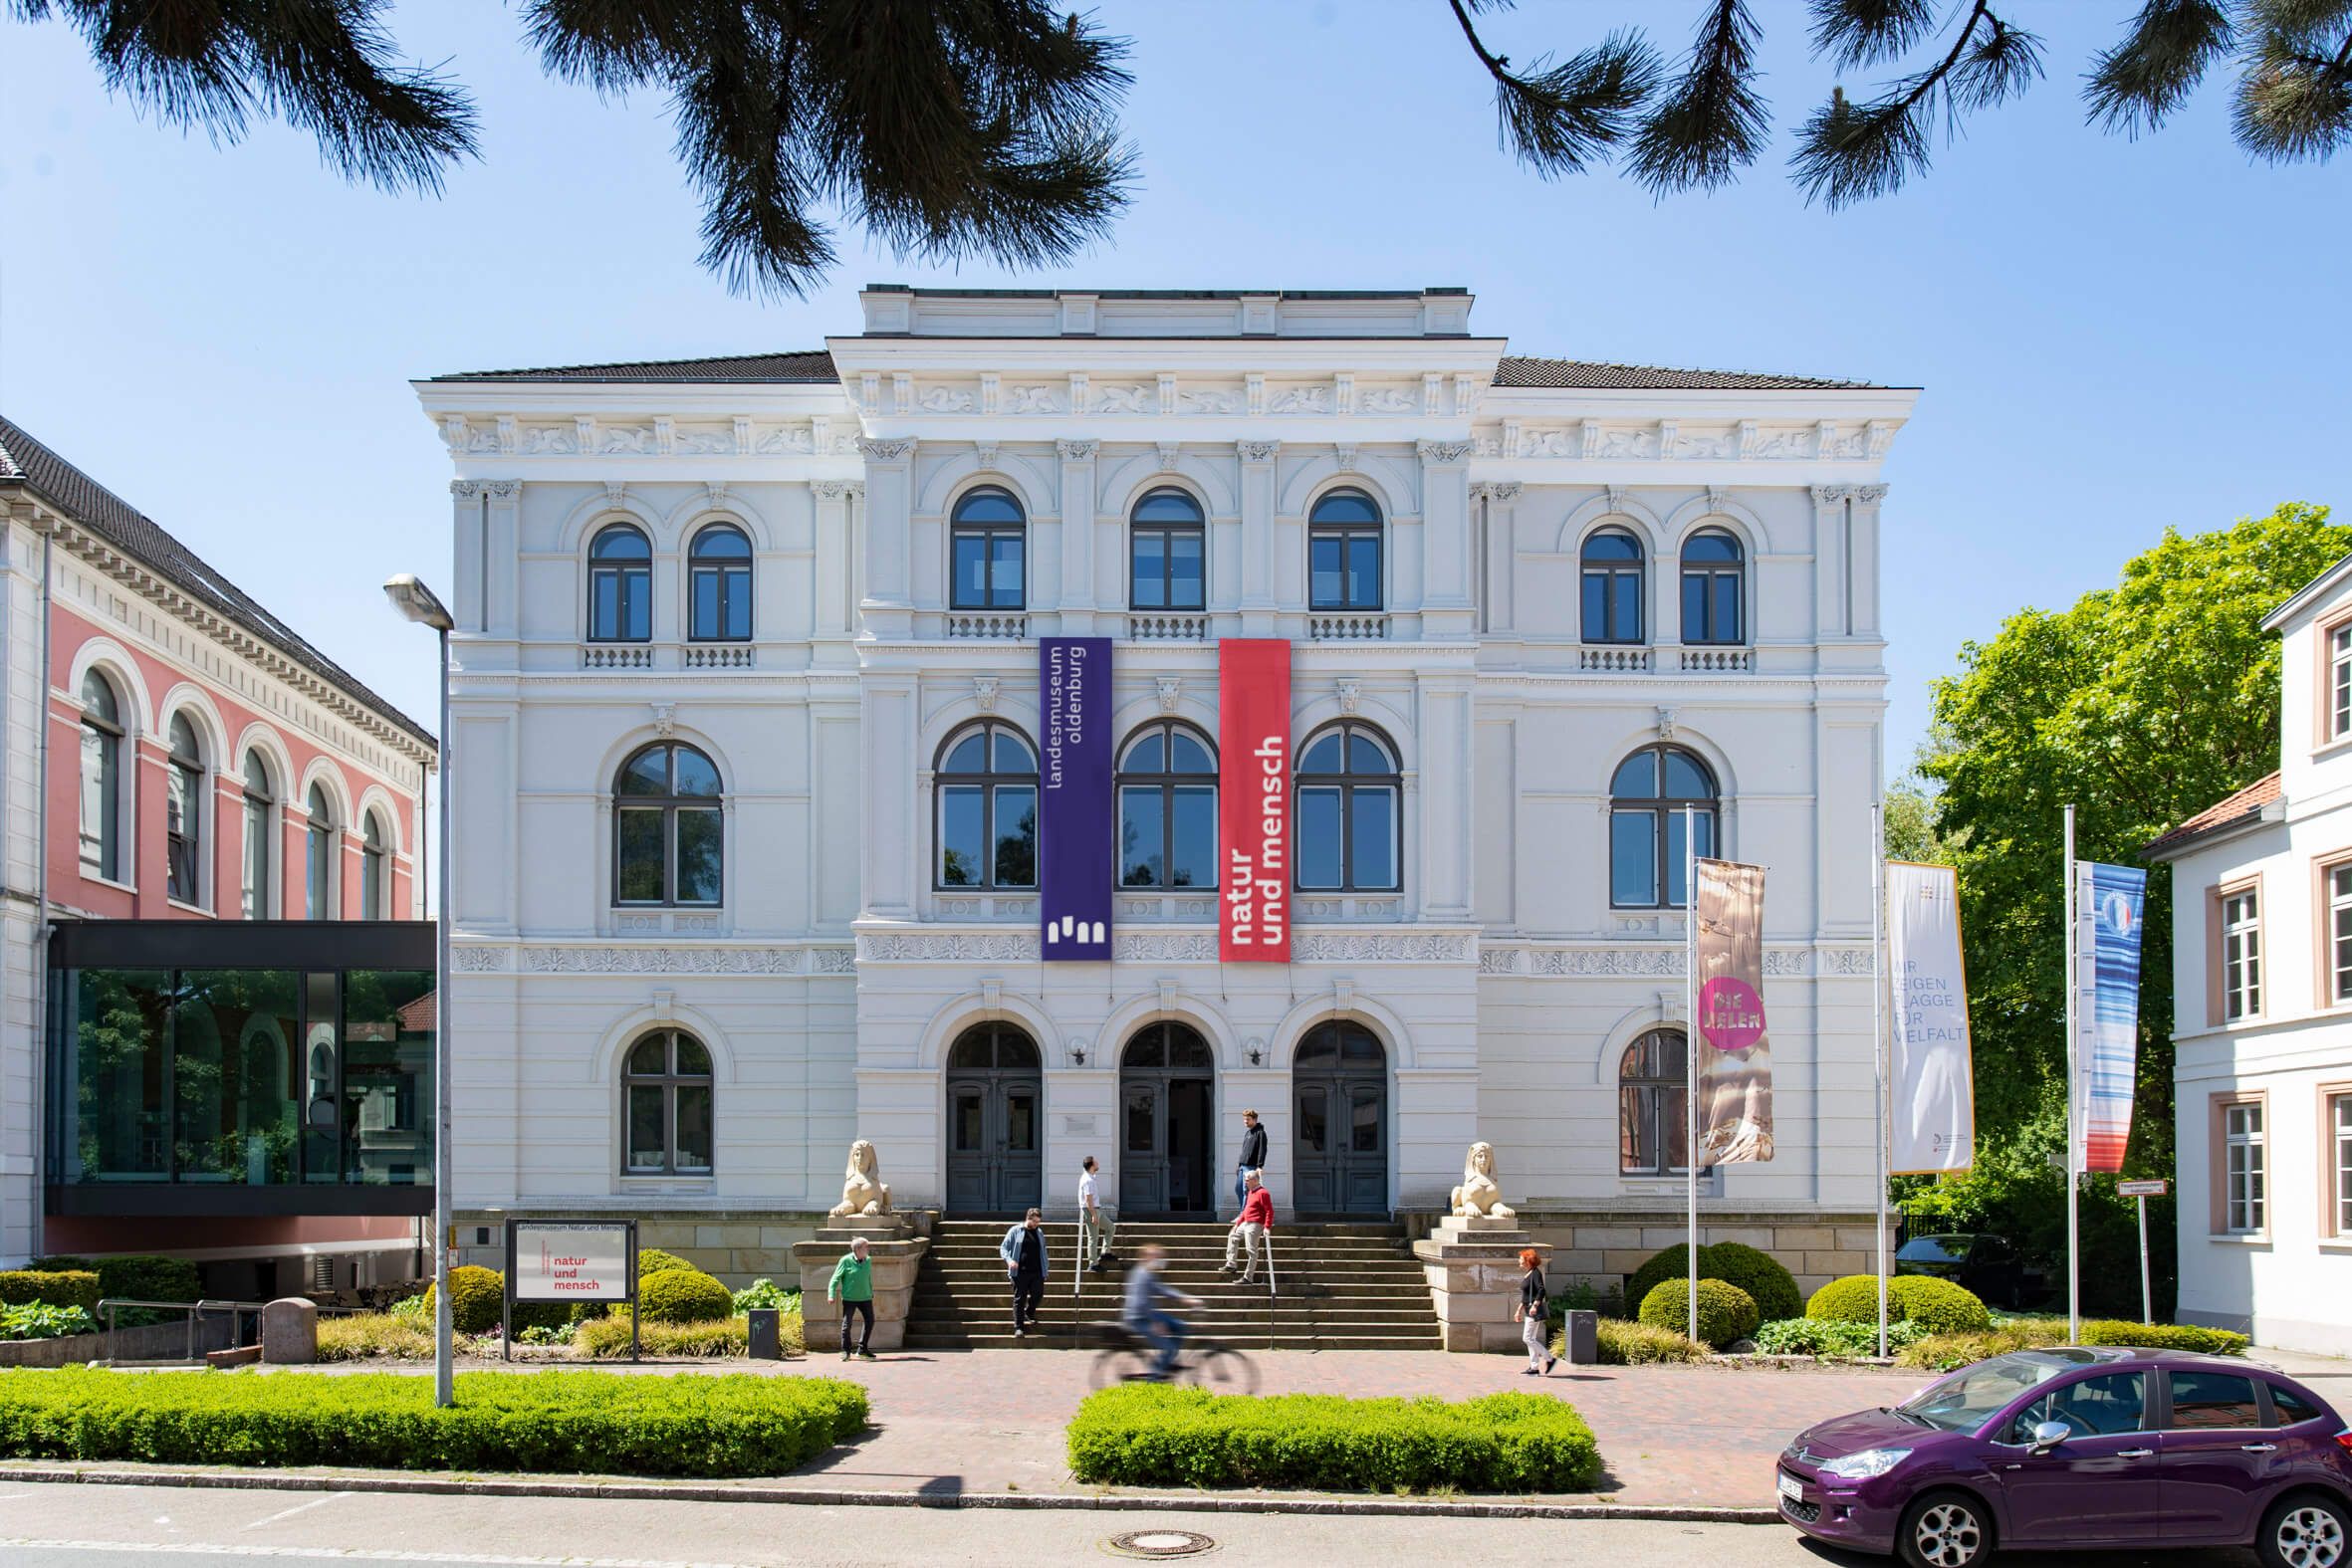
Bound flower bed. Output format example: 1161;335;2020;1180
1066;1386;1602;1493
0;1367;866;1477
1897;1314;2252;1372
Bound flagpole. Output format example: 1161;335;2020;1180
1872;802;1889;1360
2064;802;2080;1343
1685;802;1699;1349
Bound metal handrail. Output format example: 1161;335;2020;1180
96;1295;368;1364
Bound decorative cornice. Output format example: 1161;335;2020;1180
454;943;856;976
1473;943;1875;978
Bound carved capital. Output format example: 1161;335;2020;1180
1236;439;1281;465
1473;481;1522;504
974;677;1000;714
856;437;917;463
1853;482;1890;504
449;480;482;499
813;479;853;503
1417;439;1476;465
1811;483;1855;506
483;479;521;500
1155;676;1182;714
1056;438;1099;462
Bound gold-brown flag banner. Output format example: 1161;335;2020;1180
1696;857;1773;1164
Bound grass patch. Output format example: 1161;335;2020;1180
0;1367;866;1477
576;1313;769;1358
1066;1386;1601;1493
1564;1317;1707;1364
316;1313;437;1362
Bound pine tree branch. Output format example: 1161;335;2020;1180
2232;0;2352;159
2084;0;2234;135
1628;0;1770;194
1443;0;1658;177
1807;0;1940;72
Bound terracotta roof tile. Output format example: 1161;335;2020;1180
2145;772;2282;855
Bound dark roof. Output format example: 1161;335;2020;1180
425;346;1873;390
1493;355;1879;391
0;415;435;751
429;349;838;385
2144;772;2282;857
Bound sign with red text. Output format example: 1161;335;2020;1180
1219;639;1292;963
1696;857;1774;1165
508;1221;634;1301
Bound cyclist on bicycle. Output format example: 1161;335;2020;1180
1122;1242;1199;1379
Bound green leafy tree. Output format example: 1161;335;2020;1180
14;1;2347;296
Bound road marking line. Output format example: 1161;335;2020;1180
242;1493;351;1530
0;1541;760;1567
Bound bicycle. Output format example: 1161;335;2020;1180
1083;1320;1260;1395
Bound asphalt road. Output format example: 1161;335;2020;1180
0;1481;2265;1567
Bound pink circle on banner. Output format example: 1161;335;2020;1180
1698;977;1765;1052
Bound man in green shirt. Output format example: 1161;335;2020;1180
827;1234;876;1361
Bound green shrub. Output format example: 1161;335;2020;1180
388;1293;428;1323
732;1279;801;1314
0;1270;104;1317
30;1254;199;1326
0;1367;866;1477
2080;1320;2250;1356
637;1269;733;1324
575;1314;753;1358
634;1248;695;1279
1638;1277;1758;1349
1626;1242;1801;1325
1066;1387;1601;1493
1753;1317;1928;1359
423;1266;506;1335
1895;1317;2069;1372
1809;1274;1992;1334
317;1313;435;1362
0;1303;99;1341
1578;1317;1706;1364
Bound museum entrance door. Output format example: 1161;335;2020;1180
944;1022;1042;1215
1293;1020;1388;1216
1118;1021;1215;1217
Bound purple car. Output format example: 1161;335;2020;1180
1777;1346;2352;1568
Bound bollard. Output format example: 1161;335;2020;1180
1563;1308;1598;1366
747;1306;782;1360
260;1298;319;1365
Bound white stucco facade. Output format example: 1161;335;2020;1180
418;286;1913;1290
2153;553;2352;1356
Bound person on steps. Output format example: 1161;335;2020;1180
1515;1247;1556;1376
827;1234;876;1361
1221;1170;1275;1287
1234;1108;1268;1215
1078;1155;1112;1274
999;1207;1050;1338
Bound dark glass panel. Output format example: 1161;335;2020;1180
1341;1028;1382;1064
1124;729;1165;774
1663;751;1713;797
997;1030;1041;1069
1169;729;1213;775
1125;1087;1154;1151
994;730;1035;773
954;487;1024;525
616;809;665;902
993;785;1038;887
626;1085;666;1170
1007;1091;1036;1153
1120;787;1165;887
673;1085;713;1171
342;968;432;1187
618;749;668;796
1134;489;1203;523
671;746;722;797
1613;752;1658;796
944;732;987;773
626;1036;666;1075
1310;490;1380;525
1294;1030;1336;1068
693;525;752;559
1169;785;1215;888
1309;536;1343;607
691;572;721;639
1351;1089;1379;1152
1131;532;1167;608
1682;573;1709;640
1611;811;1659;905
591;526;649;560
1581;574;1607;640
1300;732;1343;773
674;809;722;904
1610;574;1642;640
1298;787;1342;889
952;535;989;607
1583;530;1641;562
1298;1086;1327;1153
674;1033;711;1076
953;1089;984;1151
1166;1026;1213;1069
1351;787;1397;889
2168;1372;2262;1430
1713;574;1742;642
1347;732;1391;774
940;785;985;886
1168;532;1204;607
301;972;341;1185
990;535;1025;604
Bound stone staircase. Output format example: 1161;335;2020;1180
900;1218;1442;1351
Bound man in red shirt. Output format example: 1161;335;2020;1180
1221;1171;1274;1286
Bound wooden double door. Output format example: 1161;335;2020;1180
1292;1020;1388;1216
944;1023;1042;1215
1118;1021;1216;1217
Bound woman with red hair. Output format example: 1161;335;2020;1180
1514;1246;1554;1376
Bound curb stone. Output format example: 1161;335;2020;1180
0;1464;1779;1524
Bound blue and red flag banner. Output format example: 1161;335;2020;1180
1039;636;1112;961
2072;859;2148;1173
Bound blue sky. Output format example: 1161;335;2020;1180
1;0;2343;766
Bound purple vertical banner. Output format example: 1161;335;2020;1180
1041;636;1113;961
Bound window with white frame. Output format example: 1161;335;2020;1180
164;714;204;905
2334;1093;2352;1236
2225;1100;2264;1233
241;752;275;919
2331;864;2352;1005
2332;622;2352;739
79;670;124;881
2221;887;2260;1020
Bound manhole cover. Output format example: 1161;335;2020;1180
1104;1529;1217;1559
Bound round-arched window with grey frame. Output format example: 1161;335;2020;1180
1307;488;1382;611
1609;745;1717;908
1581;528;1645;643
1117;721;1216;888
1680;529;1745;645
241;752;275;919
588;524;652;642
1129;487;1205;611
79;670;124;882
950;487;1026;610
688;523;754;641
1619;1028;1691;1176
614;742;723;907
165;713;204;905
935;721;1037;889
1295;722;1400;892
623;1029;713;1175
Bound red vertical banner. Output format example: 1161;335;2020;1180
1219;639;1292;963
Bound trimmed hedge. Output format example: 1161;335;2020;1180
0;1367;866;1477
0;1270;104;1317
638;1269;734;1325
1809;1274;1992;1334
2081;1320;2250;1356
1066;1386;1602;1493
1627;1242;1801;1324
30;1254;199;1325
424;1266;506;1335
1638;1277;1759;1349
576;1314;758;1358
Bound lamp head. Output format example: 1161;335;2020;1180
383;573;454;631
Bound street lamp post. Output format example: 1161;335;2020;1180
384;573;456;1409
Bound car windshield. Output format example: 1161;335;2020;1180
1895;1350;2113;1434
1897;1236;1970;1263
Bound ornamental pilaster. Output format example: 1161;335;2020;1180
1417;441;1475;638
1236;440;1281;633
1810;484;1855;640
1056;438;1099;633
483;479;521;639
857;437;916;638
1848;483;1888;638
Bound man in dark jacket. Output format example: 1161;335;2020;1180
1235;1108;1268;1215
999;1208;1050;1338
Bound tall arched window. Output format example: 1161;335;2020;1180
614;742;723;906
1296;722;1400;892
241;752;275;919
688;523;753;641
1610;745;1717;908
360;811;390;919
1681;530;1745;645
165;714;204;905
1619;1028;1690;1176
1308;489;1382;611
936;722;1037;889
1130;488;1205;611
622;1029;713;1175
78;670;123;881
588;524;652;642
1118;722;1216;888
950;487;1026;610
1581;528;1645;643
305;784;338;919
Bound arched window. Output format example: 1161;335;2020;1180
1296;722;1400;892
305;783;338;920
614;742;723;907
1619;1028;1690;1176
78;670;123;881
936;722;1037;889
950;487;1026;610
1681;530;1745;645
1130;488;1205;611
588;524;652;642
1581;528;1645;643
1308;489;1382;611
1610;745;1717;908
241;752;275;919
688;523;753;641
1118;722;1216;888
165;714;204;905
622;1028;713;1175
360;811;390;919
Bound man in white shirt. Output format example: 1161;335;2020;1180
1077;1155;1112;1274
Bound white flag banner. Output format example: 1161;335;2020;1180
1886;861;1976;1173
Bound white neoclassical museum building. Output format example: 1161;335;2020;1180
417;286;1915;1296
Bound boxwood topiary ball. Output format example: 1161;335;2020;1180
423;1264;506;1335
1638;1277;1759;1349
638;1268;734;1324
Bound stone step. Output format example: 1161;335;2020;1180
895;1334;1444;1351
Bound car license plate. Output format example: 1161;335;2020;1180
1777;1471;1804;1502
